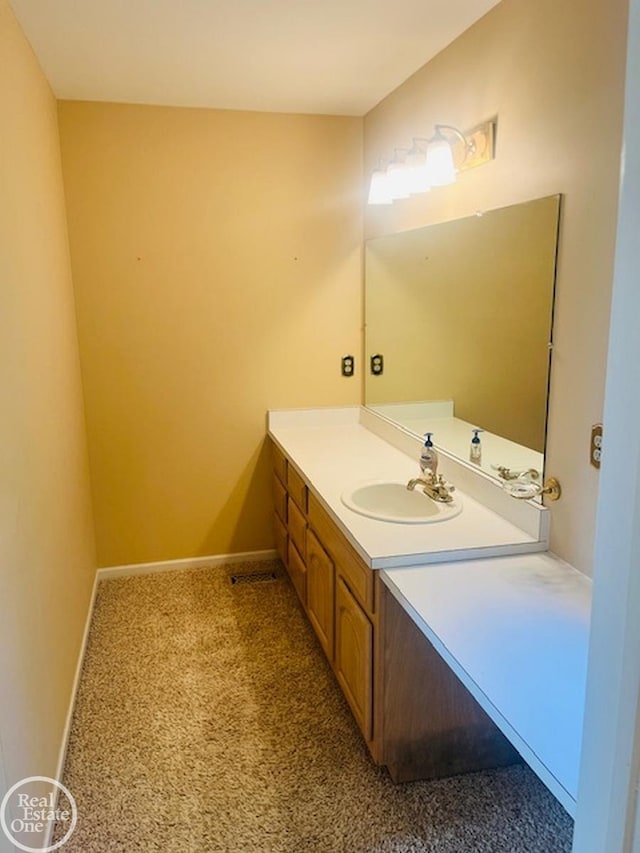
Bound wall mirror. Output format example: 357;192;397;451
365;194;561;482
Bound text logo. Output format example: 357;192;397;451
0;776;77;852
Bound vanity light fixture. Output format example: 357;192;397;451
367;117;496;204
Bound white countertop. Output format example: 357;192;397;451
382;554;591;816
269;409;546;568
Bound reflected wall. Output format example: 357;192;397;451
365;195;560;454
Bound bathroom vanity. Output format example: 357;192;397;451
268;406;590;817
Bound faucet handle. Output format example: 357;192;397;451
435;475;456;502
436;473;455;494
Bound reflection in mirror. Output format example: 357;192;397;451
365;195;561;482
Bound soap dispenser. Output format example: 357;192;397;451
470;429;484;464
420;432;438;475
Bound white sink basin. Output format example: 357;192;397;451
341;480;462;524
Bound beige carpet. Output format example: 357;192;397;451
57;562;574;852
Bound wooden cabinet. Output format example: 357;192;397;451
306;530;335;661
272;443;307;603
287;498;307;562
272;443;289;573
270;440;378;754
272;443;287;487
308;494;374;613
270;437;518;783
286;465;307;513
273;513;288;568
335;577;373;741
380;584;520;782
272;476;287;525
287;539;307;604
306;493;377;749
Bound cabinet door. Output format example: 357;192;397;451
288;498;307;561
286;465;308;513
287;540;307;606
272;442;287;486
335;577;373;742
272;475;287;525
308;493;374;613
306;530;335;661
274;513;288;568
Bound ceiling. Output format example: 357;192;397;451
9;0;501;116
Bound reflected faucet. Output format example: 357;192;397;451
492;465;540;481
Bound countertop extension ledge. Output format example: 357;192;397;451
381;554;591;816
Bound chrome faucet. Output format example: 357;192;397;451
407;469;455;503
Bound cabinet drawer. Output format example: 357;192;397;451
308;493;374;615
274;513;288;568
287;540;307;606
287;465;308;513
306;530;335;661
272;475;287;525
335;577;373;742
288;497;307;561
272;442;288;486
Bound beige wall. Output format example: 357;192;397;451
363;0;628;575
0;0;96;796
58;102;363;567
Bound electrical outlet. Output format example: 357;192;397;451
590;423;603;469
341;355;354;377
370;354;384;376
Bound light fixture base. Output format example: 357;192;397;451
452;119;496;173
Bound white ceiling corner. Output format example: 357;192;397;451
9;0;501;116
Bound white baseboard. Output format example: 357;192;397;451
54;569;99;784
97;549;279;579
46;568;101;848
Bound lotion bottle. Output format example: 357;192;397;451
420;432;438;475
470;429;484;464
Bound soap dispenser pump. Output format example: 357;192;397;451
470;429;484;464
420;432;438;476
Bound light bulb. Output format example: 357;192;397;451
424;135;457;186
367;169;392;205
404;144;431;194
385;159;412;200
